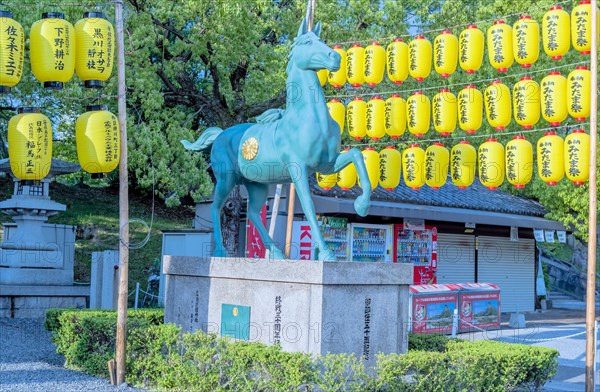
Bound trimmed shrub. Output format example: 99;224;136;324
408;333;450;352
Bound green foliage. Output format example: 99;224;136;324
50;309;558;391
408;333;451;352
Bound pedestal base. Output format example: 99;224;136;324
0;285;89;318
163;256;413;366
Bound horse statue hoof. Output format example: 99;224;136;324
354;197;370;217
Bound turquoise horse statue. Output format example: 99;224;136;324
182;18;372;261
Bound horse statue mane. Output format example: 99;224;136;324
182;17;373;261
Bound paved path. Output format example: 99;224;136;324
0;318;144;392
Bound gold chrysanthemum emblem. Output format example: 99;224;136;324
241;137;259;160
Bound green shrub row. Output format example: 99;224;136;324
47;309;559;391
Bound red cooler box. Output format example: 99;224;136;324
456;283;501;332
410;284;460;334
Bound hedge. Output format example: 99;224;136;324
46;309;559;391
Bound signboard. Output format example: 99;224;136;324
545;230;555;243
411;293;458;334
403;218;425;231
534;229;545;242
245;204;267;258
458;289;501;332
319;216;347;229
557;231;567;243
290;221;314;260
221;304;251;340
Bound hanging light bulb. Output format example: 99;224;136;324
434;30;458;78
408;35;432;82
487;20;513;73
459;24;484;74
385;94;406;139
484;80;511;131
425;142;449;189
386;38;408;84
513;15;540;68
542;5;571;60
328;46;347;88
505;135;533;188
432;88;457;137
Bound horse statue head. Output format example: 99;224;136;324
289;18;340;73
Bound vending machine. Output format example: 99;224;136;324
349;223;393;262
394;224;438;285
316;216;350;261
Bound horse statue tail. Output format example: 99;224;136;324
181;127;223;152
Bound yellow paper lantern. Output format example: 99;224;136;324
505;135;533;188
513;15;540;68
451;141;476;189
567;65;591;122
0;11;24;93
364;42;385;86
75;12;115;88
564;129;590;185
459;24;484;74
484;80;511;131
434;30;458;78
327;99;345;134
347;43;365;87
361;148;380;190
542;5;571;60
379;146;401;190
478;138;504;190
571;0;600;55
537;131;564;186
328;46;347;88
316;172;337;190
316;69;327;86
408;35;432;82
432;88;457;137
487;20;513;73
458;84;483;135
513;76;540;129
30;12;76;89
347;97;366;140
8;108;52;181
425;142;449;189
402;143;426;190
337;148;357;190
384;94;406;139
76;105;120;177
407;91;430;138
541;71;568;127
366;96;385;140
386;38;408;84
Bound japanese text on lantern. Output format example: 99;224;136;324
3;25;21;77
425;150;435;181
405;152;416;181
516;24;528;60
379;155;386;181
365;50;373;77
479;147;490;182
567;138;581;177
408;100;416;128
53;25;71;70
451;149;462;180
515;85;526;121
435;38;444;68
570;75;583;113
485;89;498;121
539;141;552;178
346;51;354;79
104;117;118;163
491;29;505;63
575;10;589;48
87;27;110;73
409;42;417;71
542;80;555;118
506;145;517;181
433;96;442;126
458;93;468;124
459;33;468;63
387;47;396;75
546;14;559;51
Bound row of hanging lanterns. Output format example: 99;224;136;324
316;1;598;88
0;11;115;92
7;106;120;181
327;66;590;139
316;131;590;192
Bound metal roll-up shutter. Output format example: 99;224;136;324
477;236;535;312
436;233;475;283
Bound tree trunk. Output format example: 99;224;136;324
221;185;242;256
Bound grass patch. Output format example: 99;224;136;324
0;177;195;299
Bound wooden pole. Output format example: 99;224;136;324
114;0;129;386
285;0;316;258
585;1;598;390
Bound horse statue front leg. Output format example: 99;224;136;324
291;167;336;261
328;148;372;216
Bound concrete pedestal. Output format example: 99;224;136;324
164;256;413;366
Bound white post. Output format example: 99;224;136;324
451;308;458;338
134;282;140;310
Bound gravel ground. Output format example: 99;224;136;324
0;318;146;392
